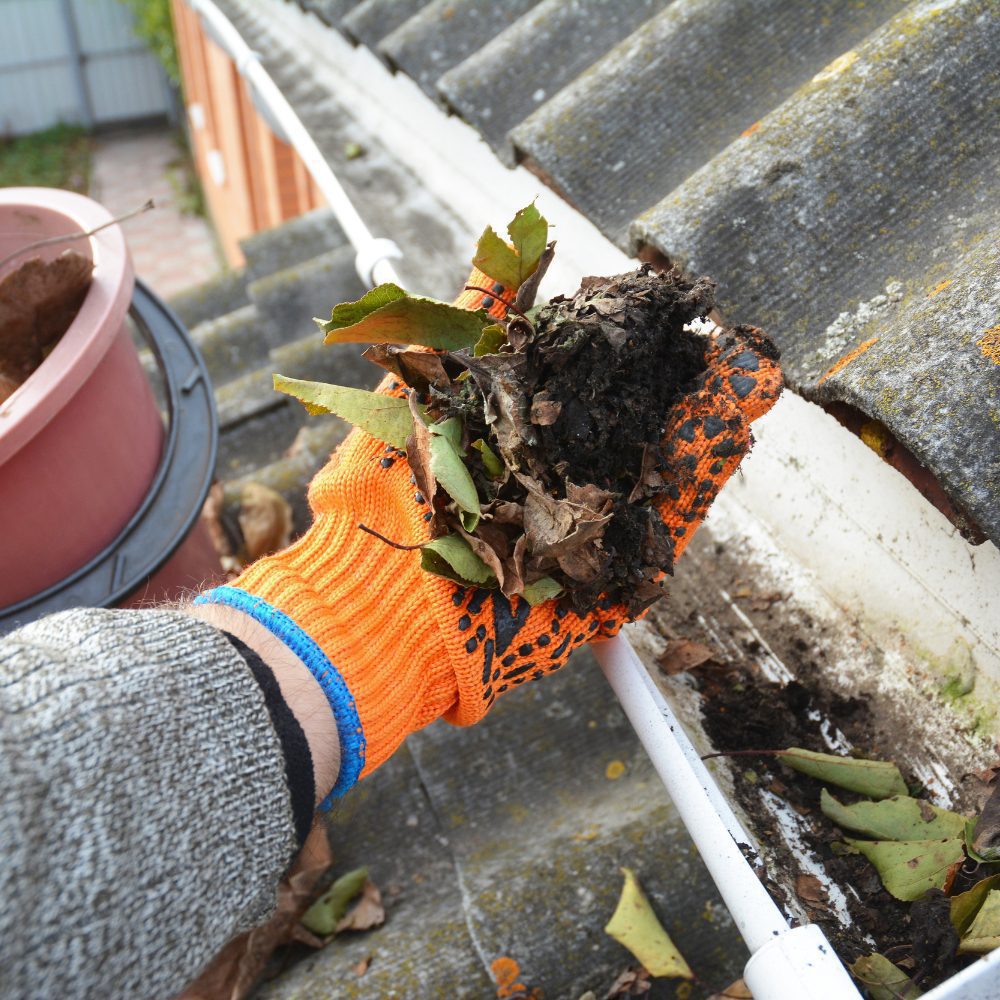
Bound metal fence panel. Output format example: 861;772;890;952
0;0;171;136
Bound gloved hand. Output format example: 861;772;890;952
197;266;782;807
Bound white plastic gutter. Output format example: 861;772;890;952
179;2;997;997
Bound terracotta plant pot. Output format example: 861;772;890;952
0;188;221;618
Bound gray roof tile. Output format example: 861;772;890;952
378;0;541;97
511;0;910;243
632;0;999;542
341;0;427;48
439;0;670;164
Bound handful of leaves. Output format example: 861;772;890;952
277;204;716;615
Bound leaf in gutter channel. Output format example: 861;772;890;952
604;868;693;980
846;836;965;901
273;376;414;450
300;865;369;937
777;747;909;799
472;204;549;292
820;789;968;841
420;533;497;588
318;282;488;351
950;873;1000;937
849;953;922;999
957;889;1000;955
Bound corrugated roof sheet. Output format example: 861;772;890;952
289;0;1000;548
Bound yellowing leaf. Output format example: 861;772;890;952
604;868;693;979
273;376;413;449
778;748;908;799
951;873;1000;937
421;534;497;588
474;323;507;357
318;282;488;350
821;790;968;841
846;837;965;901
472;204;549;292
521;576;563;606
300;865;368;936
849;953;922;999
958;889;1000;955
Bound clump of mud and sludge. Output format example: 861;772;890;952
444;264;718;614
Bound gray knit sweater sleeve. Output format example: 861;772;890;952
0;608;299;1000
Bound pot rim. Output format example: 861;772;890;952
0;187;135;466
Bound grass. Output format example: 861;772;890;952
0;124;93;193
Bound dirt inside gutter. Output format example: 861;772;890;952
639;530;995;995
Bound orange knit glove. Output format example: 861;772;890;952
196;268;781;807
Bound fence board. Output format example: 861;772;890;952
0;0;171;136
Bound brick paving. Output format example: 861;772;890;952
90;129;223;301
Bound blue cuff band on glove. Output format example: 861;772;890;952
195;585;366;808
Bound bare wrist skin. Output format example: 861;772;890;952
186;603;340;807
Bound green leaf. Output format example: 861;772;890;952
428;416;465;455
604;868;693;979
273;376;413;449
507;203;548;279
300;866;368;936
429;434;480;516
474;323;507;357
471;438;504;478
521;576;563;606
846;837;965;901
778;748;909;799
321;282;407;329
952;873;1000;936
958;889;1000;954
421;534;497;588
849;953;922;999
318;282;488;351
821;790;968;841
471;204;549;291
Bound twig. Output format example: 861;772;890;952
358;523;423;551
0;199;155;272
463;284;531;322
700;749;787;761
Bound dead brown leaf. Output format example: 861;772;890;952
405;390;438;512
518;473;611;562
238;483;293;561
513;241;555;313
0;250;94;381
604;965;652;998
658;639;717;675
707;979;753;1000
336;879;385;933
176;824;333;1000
748;592;783;612
0;371;20;404
353;954;372;977
530;394;562;426
795;873;830;914
200;482;242;578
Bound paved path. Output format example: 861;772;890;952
90;129;223;300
